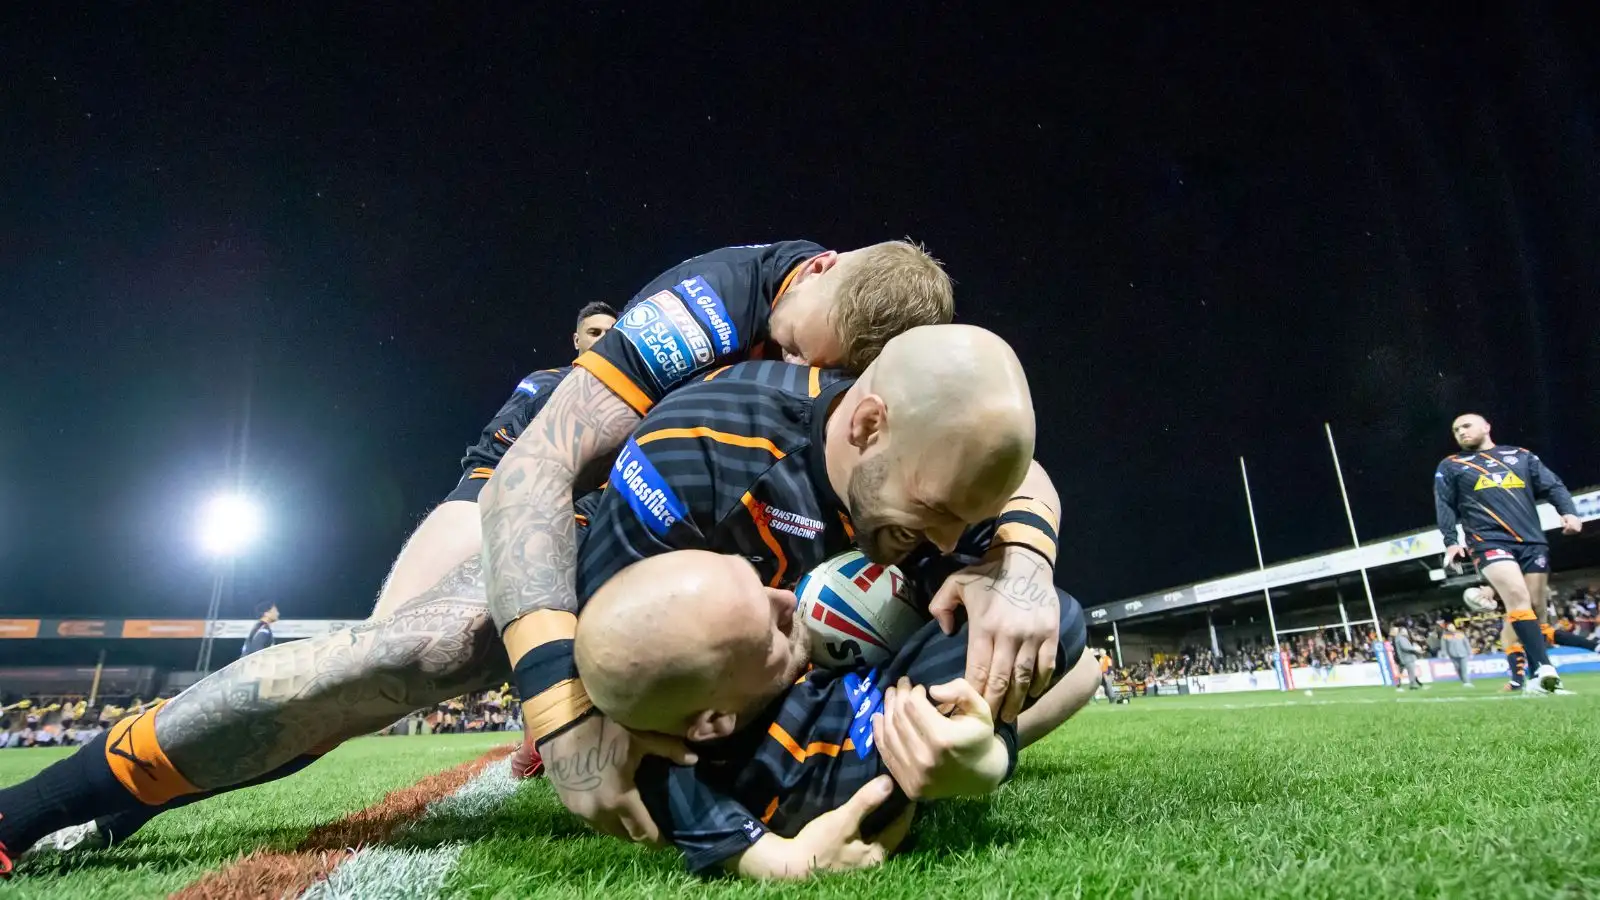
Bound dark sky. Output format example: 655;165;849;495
2;4;1597;623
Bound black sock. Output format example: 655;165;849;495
0;731;146;854
1510;620;1553;669
93;752;323;847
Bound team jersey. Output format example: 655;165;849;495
519;361;858;744
574;241;825;416
1433;445;1577;547
638;570;1088;874
446;367;572;503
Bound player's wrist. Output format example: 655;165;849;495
987;497;1059;569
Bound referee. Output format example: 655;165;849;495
1434;413;1583;692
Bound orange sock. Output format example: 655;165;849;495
104;709;200;805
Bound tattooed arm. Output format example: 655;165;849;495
927;459;1063;724
480;369;638;642
478;369;666;840
153;557;503;789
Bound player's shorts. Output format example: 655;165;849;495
443;469;493;503
1472;540;1550;575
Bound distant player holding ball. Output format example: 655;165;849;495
1434;413;1582;693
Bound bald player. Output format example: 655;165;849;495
0;326;1047;868
1436;413;1583;693
573;542;1097;878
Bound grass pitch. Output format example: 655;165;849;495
6;678;1600;898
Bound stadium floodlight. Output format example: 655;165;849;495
197;492;264;559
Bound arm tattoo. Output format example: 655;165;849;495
956;551;1057;612
544;716;630;793
481;370;639;631
153;556;504;789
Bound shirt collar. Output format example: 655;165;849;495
808;375;855;521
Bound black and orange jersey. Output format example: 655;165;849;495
446;367;573;503
638;580;1089;874
574;241;824;416
574;360;857;601
520;361;857;744
1434;445;1577;547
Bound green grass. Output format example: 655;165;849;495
8;679;1600;898
0;733;508;899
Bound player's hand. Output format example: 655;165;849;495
1442;544;1468;571
785;775;899;875
1560;514;1583;535
929;547;1060;722
540;714;695;845
873;677;1009;801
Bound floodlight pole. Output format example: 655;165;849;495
1325;423;1384;641
195;565;229;673
1239;457;1286;690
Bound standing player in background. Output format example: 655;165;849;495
1435;413;1584;693
239;604;279;659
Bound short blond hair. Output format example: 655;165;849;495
832;239;955;372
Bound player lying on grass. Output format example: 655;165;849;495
0;325;1061;871
571;543;1098;879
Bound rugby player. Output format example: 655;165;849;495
0;325;1044;870
482;244;1066;841
572;544;1097;878
1435;413;1583;693
22;302;618;855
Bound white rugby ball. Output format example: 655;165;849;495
1462;586;1498;613
795;551;927;669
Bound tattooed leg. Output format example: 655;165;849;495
154;555;506;790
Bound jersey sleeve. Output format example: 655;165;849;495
1527;453;1579;517
573;242;822;415
447;369;568;502
1434;461;1461;546
638;761;770;874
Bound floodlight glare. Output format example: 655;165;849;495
197;493;264;558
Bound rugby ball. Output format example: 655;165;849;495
795;551;927;669
1462;586;1498;613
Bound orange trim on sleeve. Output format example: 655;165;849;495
574;351;654;416
761;796;780;823
808;367;821;397
703;365;732;381
636;427;785;459
468;466;495;481
105;709;200;805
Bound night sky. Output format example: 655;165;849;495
3;4;1597;624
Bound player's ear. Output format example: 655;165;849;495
848;394;888;451
805;250;840;279
685;709;737;743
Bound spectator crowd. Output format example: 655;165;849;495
1115;582;1600;688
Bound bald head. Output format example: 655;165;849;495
575;551;809;740
828;324;1036;562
